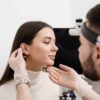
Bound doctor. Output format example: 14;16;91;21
48;4;100;100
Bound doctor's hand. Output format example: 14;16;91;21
48;64;80;90
47;64;92;97
8;48;26;71
8;48;29;82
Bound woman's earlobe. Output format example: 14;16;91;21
20;43;29;55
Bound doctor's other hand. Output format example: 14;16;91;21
47;64;84;90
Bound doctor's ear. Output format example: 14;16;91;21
95;45;100;59
20;43;29;55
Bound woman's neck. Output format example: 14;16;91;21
26;59;44;71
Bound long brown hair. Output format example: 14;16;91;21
0;21;53;85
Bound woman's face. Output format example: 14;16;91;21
25;27;58;70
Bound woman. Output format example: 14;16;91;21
0;21;59;100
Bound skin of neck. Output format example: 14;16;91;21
25;58;45;71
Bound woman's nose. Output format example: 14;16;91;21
52;44;58;52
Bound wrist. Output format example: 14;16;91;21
14;67;28;79
13;68;30;88
75;78;92;97
15;78;30;88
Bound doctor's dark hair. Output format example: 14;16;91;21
86;4;100;29
0;21;53;85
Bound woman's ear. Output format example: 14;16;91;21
20;43;29;56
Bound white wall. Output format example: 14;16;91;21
0;0;70;77
70;0;100;26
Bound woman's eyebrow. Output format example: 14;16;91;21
43;37;52;39
43;37;56;42
43;36;56;40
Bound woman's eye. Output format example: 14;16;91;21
44;41;50;44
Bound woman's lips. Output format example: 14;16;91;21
48;55;55;60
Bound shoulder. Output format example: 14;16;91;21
0;80;15;96
0;79;15;88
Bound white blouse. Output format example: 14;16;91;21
0;70;60;100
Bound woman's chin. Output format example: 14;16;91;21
46;61;54;67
